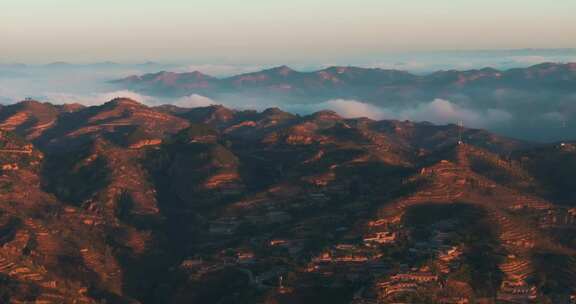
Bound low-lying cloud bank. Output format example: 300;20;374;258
43;90;155;106
395;99;513;128
0;55;574;141
285;98;513;128
1;87;573;141
172;94;218;108
26;89;515;129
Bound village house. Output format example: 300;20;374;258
497;280;538;303
236;250;256;264
1;163;19;171
363;231;397;246
391;272;439;283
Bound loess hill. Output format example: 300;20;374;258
0;98;574;303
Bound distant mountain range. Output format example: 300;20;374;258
111;62;576;142
113;62;576;100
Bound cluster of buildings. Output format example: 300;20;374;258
435;246;463;274
376;267;440;301
305;243;388;282
0;137;35;173
496;255;538;303
349;213;471;302
540;207;576;228
363;217;402;247
497;279;538;303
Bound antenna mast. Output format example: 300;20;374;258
560;118;567;148
457;120;464;145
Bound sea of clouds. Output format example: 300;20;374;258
1;49;575;141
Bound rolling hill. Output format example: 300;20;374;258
0;98;574;303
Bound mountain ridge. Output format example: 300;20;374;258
113;62;576;89
110;62;576;142
0;97;574;303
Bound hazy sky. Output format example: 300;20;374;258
2;0;576;63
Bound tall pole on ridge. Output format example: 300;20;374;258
458;120;464;145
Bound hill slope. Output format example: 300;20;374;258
0;99;574;303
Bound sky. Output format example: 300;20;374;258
2;0;576;63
